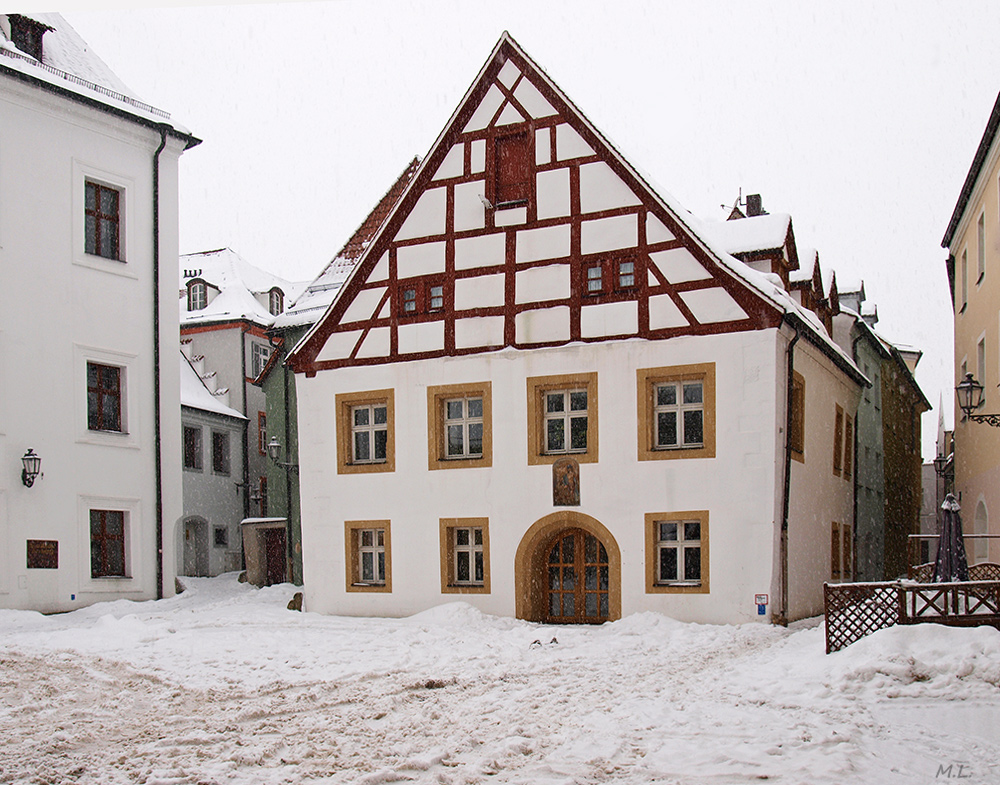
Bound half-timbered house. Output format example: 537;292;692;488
287;34;863;625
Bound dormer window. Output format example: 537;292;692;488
9;15;50;62
187;281;207;311
269;289;283;316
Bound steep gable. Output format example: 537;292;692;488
289;34;784;374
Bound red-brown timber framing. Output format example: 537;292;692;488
288;33;786;376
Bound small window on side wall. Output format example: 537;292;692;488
85;181;122;260
790;372;805;462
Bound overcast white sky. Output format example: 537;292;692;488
37;1;1000;459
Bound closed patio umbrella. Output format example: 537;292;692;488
933;493;970;583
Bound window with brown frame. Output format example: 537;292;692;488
427;382;493;470
584;258;637;297
336;390;395;474
645;511;709;594
843;415;853;481
87;362;123;432
439;518;491;594
399;280;445;316
85;180;121;260
637;364;716;462
258;412;267;456
833;404;844;476
527;373;599;465
90;509;126;578
790;371;805;462
183;425;202;471
344;520;391;592
494;131;530;208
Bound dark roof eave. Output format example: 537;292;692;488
0;62;201;150
942;90;1000;248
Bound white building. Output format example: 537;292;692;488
0;13;198;610
179;351;246;577
179;248;305;522
288;34;862;625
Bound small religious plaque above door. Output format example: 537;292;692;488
552;457;580;506
26;539;58;569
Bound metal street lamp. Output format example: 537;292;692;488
21;448;41;487
956;373;1000;426
933;452;950;478
267;437;298;474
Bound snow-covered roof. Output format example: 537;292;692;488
0;13;196;143
272;158;420;332
179;248;307;328
791;247;818;284
701;213;791;256
179;351;245;419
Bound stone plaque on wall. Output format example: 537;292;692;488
552;457;580;506
26;539;58;569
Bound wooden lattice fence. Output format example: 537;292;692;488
824;578;1000;653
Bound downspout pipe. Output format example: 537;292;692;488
851;330;865;580
778;321;800;626
283;344;294;582
153;126;167;599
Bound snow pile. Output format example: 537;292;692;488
0;575;998;784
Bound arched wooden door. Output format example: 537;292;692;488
544;528;610;623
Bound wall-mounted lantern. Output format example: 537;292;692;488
21;449;41;487
267;437;299;475
956;373;1000;427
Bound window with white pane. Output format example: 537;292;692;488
251;342;271;378
656;519;702;585
444;397;483;459
453;526;484;585
544;389;588;454
654;380;703;449
357;528;385;584
352;403;388;463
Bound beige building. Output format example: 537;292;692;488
943;90;1000;564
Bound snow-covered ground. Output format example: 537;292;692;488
1;576;998;784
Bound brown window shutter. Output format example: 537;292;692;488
495;133;529;205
